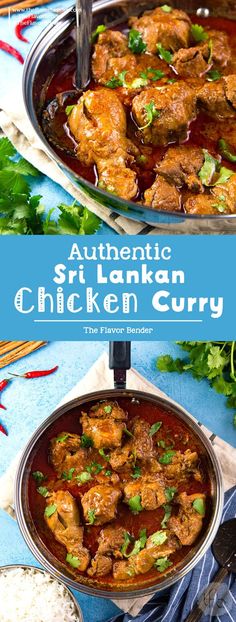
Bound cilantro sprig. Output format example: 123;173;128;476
157;342;236;426
139;101;161;130
191;23;208;43
0;137;101;235
128;29;147;54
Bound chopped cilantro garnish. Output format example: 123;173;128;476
65;105;75;116
157;42;173;63
106;71;127;89
105;470;112;477
139;101;160;130
32;471;46;484
131;465;142;479
218;139;236;163
124;427;133;438
44;504;57;518
213;166;234;185
81;434;94;448
86;461;103;474
207;69;221;82
161;504;172;528
56;433;69;443
66;553;81;568
76;471;92;484
62;468;75;481
104;404;112;414
191;23;208;42
154;556;173;572
199;149;219;186
87;509;96;524
159;450;176;464
91;24;106;43
140;67;165;82
192;498;205;515
149;421;162;436
128;495;143;513
128;29;147;54
99;448;110;461
151;530;168;546
121;531;133;556
37;486;50;497
127;529;147;557
165;487;177;502
167;78;176;84
161;4;172;12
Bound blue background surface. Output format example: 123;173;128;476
0;340;235;621
0;1;115;235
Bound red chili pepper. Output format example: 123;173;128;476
0;379;11;392
0;40;24;64
15;14;37;43
0;403;6;411
0;423;8;436
10;365;58;379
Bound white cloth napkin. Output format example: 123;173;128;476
0;94;233;235
1;352;236;616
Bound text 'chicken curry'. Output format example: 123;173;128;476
42;4;236;215
29;398;211;590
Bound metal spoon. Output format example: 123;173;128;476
75;0;93;89
185;518;236;622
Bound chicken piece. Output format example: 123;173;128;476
172;45;211;78
81;414;126;450
81;485;121;525
113;530;178;580
45;491;90;571
157;146;204;193
206;29;231;68
163;449;202;483
97;526;127;558
169;492;206;545
49;433;87;476
132;82;196;146
197;75;236;120
185;173;236;215
89;400;127;420
109;442;133;471
144;175;181;211
129;7;191;54
109;416;158;470
87;554;113;577
124;474;166;511
92;30;129;82
68;89;139;201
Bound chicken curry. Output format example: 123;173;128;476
29;397;211;590
42;5;236;215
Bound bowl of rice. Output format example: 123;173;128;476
0;564;83;622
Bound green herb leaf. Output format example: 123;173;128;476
213;166;234;185
151;530;168;546
198;149;219;186
37;486;50;497
91;24;106;43
149;421;162;436
139;101;161;130
86;461;103;474
56;433;69;443
104;404;112;414
44;504;57;518
131;465;142;479
105;470;112;477
32;471;46;484
159;450;176;465
156;42;173;63
161;504;172;528
128;495;143;513
124;427;134;438
81;434;94;448
76;471;92;484
127;529;147;557
128;29;147;54
99;448;110;461
165;487;177;502
218;138;236;163
157;355;185;373
206;69;222;82
87;509;96;524
66;553;81;568
62;468;75;481
120;532;132;556
191;23;208;42
140;67;165;82
65;105;75;116
161;4;172;12
192;498;205;515
105;71;127;89
154;556;173;572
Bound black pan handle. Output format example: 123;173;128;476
109;342;131;389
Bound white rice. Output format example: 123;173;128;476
0;567;82;622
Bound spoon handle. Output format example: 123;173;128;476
76;0;93;89
184;566;229;622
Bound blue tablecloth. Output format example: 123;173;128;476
0;1;115;235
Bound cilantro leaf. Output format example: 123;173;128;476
131;465;142;479
161;504;172;528
159;450;176;465
157;42;173;63
87;509;96;524
128;495;143;513
62;467;75;481
91;24;106;43
65;105;75;116
207;69;222;82
165;487;177;502
105;71;127;89
76;471;92;483
0;137;16;160
161;4;172;12
37;486;50;497
149;421;162;436
192;498;205;515
99;448;110;461
139;101;160;130
127;529;147;557
81;434;94;448
151;530;167;546
218;138;236;163
44;504;57;518
104;404;112;414
198;149;219;186
66;553;81;568
213;166;234;185
157;355;185;373
191;23;208;42
56;433;69;443
128;29;147;54
32;471;46;484
154;556;173;572
120;532;132;556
